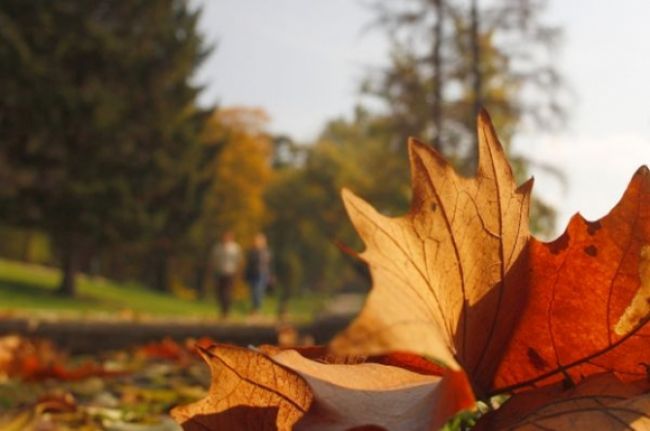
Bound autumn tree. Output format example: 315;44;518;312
0;0;212;295
200;108;272;245
266;107;410;296
191;107;272;295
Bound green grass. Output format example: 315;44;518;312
0;259;323;322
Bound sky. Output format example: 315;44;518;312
194;0;650;236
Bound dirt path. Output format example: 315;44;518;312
0;294;365;353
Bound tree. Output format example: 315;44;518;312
265;107;409;296
0;0;212;295
365;0;565;171
190;107;272;296
362;0;566;234
198;108;272;246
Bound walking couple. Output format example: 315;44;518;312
211;231;272;318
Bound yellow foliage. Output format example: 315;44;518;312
170;276;197;301
201;107;272;247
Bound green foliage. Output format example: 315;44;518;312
266;108;410;294
0;226;51;264
0;0;213;294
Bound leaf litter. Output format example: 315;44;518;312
0;335;211;431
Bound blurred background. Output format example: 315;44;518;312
0;0;649;324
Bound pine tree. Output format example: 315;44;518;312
0;0;213;295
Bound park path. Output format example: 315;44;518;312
0;293;365;353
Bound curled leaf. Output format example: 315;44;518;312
171;344;313;431
172;343;474;431
273;349;474;431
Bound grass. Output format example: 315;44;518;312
0;259;324;323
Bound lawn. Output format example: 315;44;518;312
0;259;323;322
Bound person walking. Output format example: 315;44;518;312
245;233;272;314
211;231;242;318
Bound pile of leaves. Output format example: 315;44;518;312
0;336;211;430
171;111;650;430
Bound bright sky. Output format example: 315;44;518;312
195;0;650;236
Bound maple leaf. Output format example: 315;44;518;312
474;373;650;430
491;174;650;393
172;343;474;431
330;110;650;399
172;110;650;430
330;110;532;390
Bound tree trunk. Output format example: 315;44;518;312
431;0;444;151
152;250;171;292
59;245;78;296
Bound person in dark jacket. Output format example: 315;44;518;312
245;233;271;313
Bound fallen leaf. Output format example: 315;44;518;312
35;392;77;414
492;168;650;393
171;110;650;430
0;334;115;382
173;343;473;431
170;344;313;431
260;345;445;376
0;410;34;431
0;335;59;380
136;338;188;363
272;349;473;431
475;373;650;430
330;110;650;399
330;110;532;390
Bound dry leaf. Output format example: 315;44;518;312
330;110;650;399
475;373;650;430
330;110;532;390
492;168;650;393
170;344;314;431
272;350;473;431
172;110;650;430
136;337;186;362
261;344;446;376
0;334;114;381
173;344;473;431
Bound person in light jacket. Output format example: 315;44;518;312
211;231;242;318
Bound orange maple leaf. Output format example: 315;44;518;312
331;111;650;401
492;173;650;394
